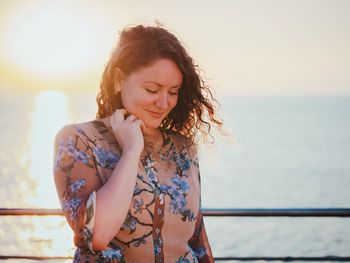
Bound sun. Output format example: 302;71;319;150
1;2;114;90
3;3;101;77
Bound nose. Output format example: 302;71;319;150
155;92;168;110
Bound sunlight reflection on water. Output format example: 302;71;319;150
17;91;75;257
27;90;68;208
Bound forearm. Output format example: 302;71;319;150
92;150;140;250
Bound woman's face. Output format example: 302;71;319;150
119;58;183;129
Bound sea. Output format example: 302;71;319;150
0;91;349;262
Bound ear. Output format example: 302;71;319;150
113;67;124;92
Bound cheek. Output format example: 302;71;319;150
122;94;154;113
120;92;131;109
137;96;154;108
121;88;145;107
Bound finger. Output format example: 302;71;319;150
111;110;124;129
115;108;127;117
113;109;127;122
135;119;146;131
126;114;137;122
124;111;131;118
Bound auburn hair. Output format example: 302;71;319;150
96;24;222;143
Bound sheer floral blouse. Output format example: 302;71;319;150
53;118;214;263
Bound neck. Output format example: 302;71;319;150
142;127;164;144
100;115;164;145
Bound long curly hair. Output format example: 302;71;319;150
96;24;223;143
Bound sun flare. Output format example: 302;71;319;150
0;1;114;93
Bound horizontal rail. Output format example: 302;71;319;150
0;255;72;260
215;256;350;261
1;208;350;217
1;207;349;261
202;208;350;217
0;208;63;216
0;255;350;261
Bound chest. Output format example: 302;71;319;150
95;136;201;222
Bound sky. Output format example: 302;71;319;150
0;0;350;96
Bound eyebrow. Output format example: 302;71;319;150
143;81;181;89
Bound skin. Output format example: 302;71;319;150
92;58;183;250
119;58;182;134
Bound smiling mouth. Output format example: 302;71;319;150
147;110;164;118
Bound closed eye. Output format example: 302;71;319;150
169;87;180;96
145;87;179;95
145;88;157;94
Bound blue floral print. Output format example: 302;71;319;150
154;236;163;256
175;256;191;263
169;193;187;214
142;155;159;187
54;123;213;262
133;182;141;195
171;151;191;177
55;136;92;167
70;179;86;193
193;247;207;258
132;198;144;214
101;247;123;260
93;145;119;169
121;213;138;234
62;197;81;220
67;137;91;164
141;153;196;221
171;177;190;192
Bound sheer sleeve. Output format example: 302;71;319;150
188;145;214;263
53;124;102;253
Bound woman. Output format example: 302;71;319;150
54;24;222;263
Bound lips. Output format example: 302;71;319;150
147;110;164;118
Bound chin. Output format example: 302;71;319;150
144;122;161;129
142;118;163;129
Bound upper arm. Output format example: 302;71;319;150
53;125;102;249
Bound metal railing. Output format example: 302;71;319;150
1;207;350;261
